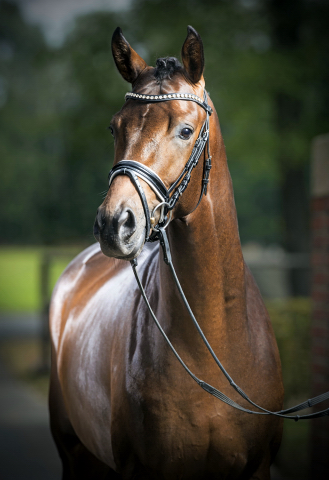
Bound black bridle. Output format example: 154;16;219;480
108;90;212;241
107;89;329;421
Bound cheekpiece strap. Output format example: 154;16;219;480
125;91;213;116
124;170;151;242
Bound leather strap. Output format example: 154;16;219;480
109;161;169;203
121;170;151;241
125;91;213;115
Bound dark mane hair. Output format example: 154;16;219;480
154;57;183;82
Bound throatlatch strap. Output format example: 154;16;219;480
130;228;329;420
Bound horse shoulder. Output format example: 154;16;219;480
49;243;126;353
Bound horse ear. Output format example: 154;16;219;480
181;26;204;84
111;27;148;84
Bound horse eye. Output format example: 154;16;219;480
180;127;193;139
108;125;114;137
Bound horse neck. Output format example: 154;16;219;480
159;120;247;348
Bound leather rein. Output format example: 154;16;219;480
108;89;329;421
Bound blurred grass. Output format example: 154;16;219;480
0;246;81;312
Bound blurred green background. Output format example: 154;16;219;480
1;0;328;478
1;0;328;251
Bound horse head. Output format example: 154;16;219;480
94;26;212;260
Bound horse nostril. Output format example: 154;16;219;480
118;208;136;240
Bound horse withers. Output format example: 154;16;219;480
49;26;284;480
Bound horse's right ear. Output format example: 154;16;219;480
111;27;148;84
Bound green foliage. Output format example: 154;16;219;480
0;4;126;244
54;12;129;241
267;297;311;402
0;1;64;243
1;0;329;247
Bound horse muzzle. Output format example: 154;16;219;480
94;205;145;260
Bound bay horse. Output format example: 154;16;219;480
49;26;284;479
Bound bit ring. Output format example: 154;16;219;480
151;202;172;231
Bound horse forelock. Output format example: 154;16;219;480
154;57;183;83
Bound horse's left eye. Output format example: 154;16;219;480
180;127;193;139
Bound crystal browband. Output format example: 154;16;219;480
125;91;213;115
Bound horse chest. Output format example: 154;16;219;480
106;363;250;478
63;337;249;478
114;411;248;478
